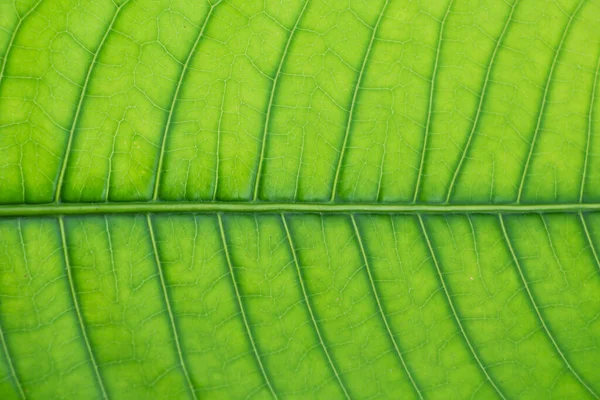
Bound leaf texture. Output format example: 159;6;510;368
0;0;600;399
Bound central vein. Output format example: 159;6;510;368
1;202;600;217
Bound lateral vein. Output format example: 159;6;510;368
281;214;352;399
58;216;109;400
419;215;505;399
413;0;454;203
579;213;600;273
499;215;599;399
54;1;130;202
445;0;519;202
253;0;310;201
0;315;25;399
152;1;222;201
330;0;389;201
516;0;585;203
0;0;44;86
352;215;423;399
146;215;197;400
217;214;278;399
581;41;600;202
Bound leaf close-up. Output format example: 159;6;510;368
1;0;600;398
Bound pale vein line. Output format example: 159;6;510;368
445;0;519;203
281;214;351;400
146;214;197;400
375;116;389;202
418;215;505;399
499;215;599;398
17;219;31;280
152;1;221;201
0;320;23;399
253;0;310;201
2;222;28;399
0;223;25;400
540;215;568;284
580;45;600;202
413;0;454;203
0;0;44;85
330;0;389;202
58;216;108;400
467;214;490;296
516;0;585;203
217;214;278;399
579;213;600;273
2;0;44;203
350;214;423;400
213;79;227;201
6;202;600;217
104;216;119;302
54;1;129;202
106;116;125;201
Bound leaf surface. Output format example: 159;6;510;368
1;0;600;398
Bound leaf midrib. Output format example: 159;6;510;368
2;202;600;217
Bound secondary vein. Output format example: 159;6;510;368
445;0;519;203
146;214;197;400
0;316;25;399
253;0;310;201
516;0;586;203
152;1;222;201
581;40;600;202
282;214;351;399
352;214;423;399
330;0;389;202
217;214;278;399
54;1;130;202
419;215;505;399
0;0;44;86
412;0;454;203
59;216;109;400
499;215;599;399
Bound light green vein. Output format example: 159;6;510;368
330;0;389;202
413;0;454;203
152;1;221;201
0;0;44;86
253;0;310;201
351;214;424;400
499;214;599;399
540;215;568;285
212;79;227;201
17;219;31;281
281;214;351;399
54;1;129;202
418;215;505;399
217;214;278;399
0;318;24;399
581;43;600;202
104;216;119;302
58;216;108;400
1;0;44;203
4;219;29;399
146;214;197;400
445;0;519;203
516;0;585;203
579;213;600;273
3;202;600;217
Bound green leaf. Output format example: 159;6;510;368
0;0;599;399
